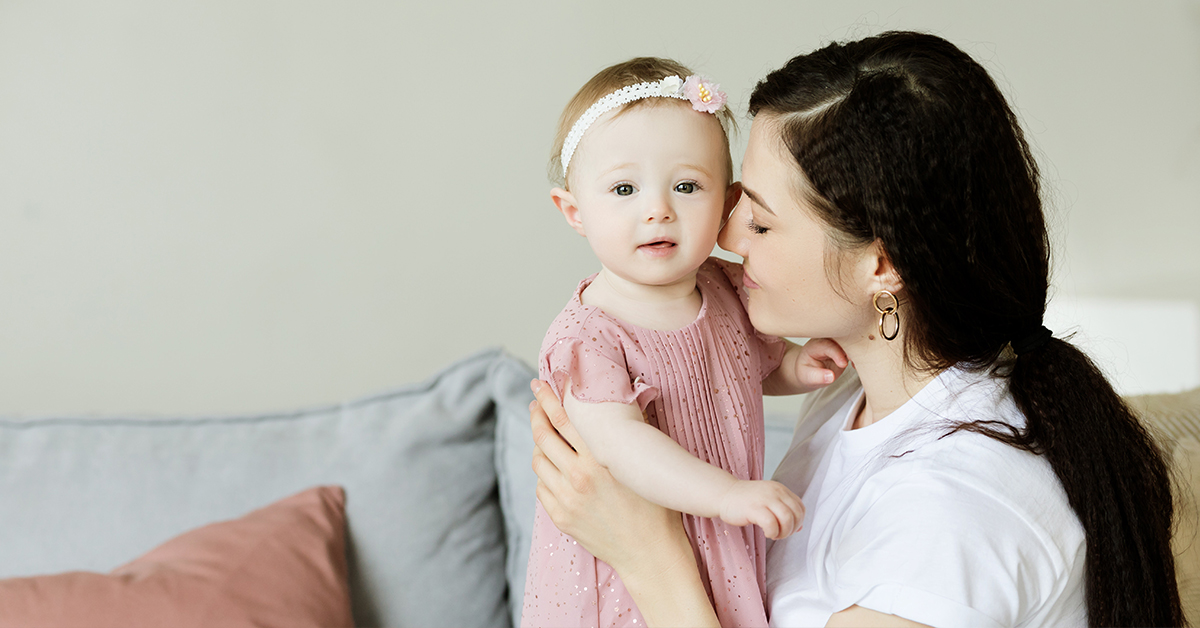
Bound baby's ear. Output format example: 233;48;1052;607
550;187;587;237
721;182;743;227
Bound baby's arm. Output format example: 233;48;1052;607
763;338;849;396
563;384;804;539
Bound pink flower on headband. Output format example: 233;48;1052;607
683;75;727;113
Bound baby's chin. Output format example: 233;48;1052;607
603;266;701;290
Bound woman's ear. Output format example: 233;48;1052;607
865;238;904;295
550;187;587;237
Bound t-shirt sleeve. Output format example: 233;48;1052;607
541;332;659;412
708;257;786;380
828;469;1068;628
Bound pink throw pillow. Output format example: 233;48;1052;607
0;486;354;628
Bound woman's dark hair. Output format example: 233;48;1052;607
749;31;1181;627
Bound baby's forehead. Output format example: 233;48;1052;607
574;103;729;165
598;97;718;129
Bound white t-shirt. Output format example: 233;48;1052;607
766;367;1087;628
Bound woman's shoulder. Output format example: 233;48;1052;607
834;388;1085;624
827;450;1086;627
849;443;1085;616
770;369;1086;625
870;439;1081;540
860;370;1085;562
825;368;1083;558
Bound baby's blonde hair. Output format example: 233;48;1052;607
550;57;736;189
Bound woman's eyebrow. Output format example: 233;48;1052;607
742;186;776;215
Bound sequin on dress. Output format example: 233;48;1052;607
521;258;785;628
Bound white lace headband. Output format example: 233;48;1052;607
560;74;728;177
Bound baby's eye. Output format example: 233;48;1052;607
613;183;636;196
674;181;698;194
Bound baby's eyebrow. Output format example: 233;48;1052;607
678;163;717;178
742;186;776;215
598;163;637;177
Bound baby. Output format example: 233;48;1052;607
522;57;845;628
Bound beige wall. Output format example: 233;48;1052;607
2;0;1198;416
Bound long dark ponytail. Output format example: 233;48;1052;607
750;31;1181;627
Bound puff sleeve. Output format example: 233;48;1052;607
541;331;659;412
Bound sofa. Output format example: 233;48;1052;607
0;347;1197;627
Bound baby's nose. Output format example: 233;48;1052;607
643;195;675;222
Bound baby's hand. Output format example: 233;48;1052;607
792;338;849;393
718;479;806;540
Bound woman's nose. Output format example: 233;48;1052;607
718;202;747;254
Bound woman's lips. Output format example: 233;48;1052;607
743;272;761;289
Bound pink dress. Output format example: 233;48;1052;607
522;258;785;628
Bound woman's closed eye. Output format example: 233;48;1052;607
746;217;769;234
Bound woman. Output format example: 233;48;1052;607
529;31;1181;627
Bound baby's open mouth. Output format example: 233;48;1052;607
639;239;676;249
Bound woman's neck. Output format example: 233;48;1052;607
839;330;939;430
581;267;702;331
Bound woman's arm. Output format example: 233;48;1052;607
529;380;722;628
827;606;932;627
532;380;933;628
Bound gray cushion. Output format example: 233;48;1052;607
0;347;533;628
494;365;540;628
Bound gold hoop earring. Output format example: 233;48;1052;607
873;290;900;341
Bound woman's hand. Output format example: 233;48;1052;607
529;380;722;627
529;379;683;574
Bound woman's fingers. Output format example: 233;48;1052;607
535;479;567;526
529;381;587;475
531;379;592;456
530;439;561;488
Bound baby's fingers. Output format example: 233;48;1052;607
749;506;783;540
805;338;849;368
764;484;805;538
766;498;805;539
797;365;839;388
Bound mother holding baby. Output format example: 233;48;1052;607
529;31;1181;627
